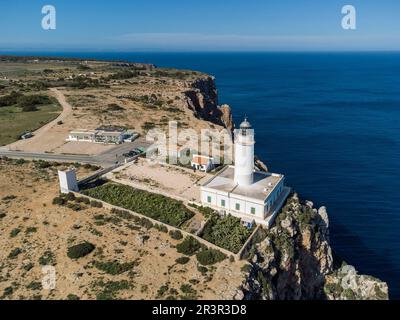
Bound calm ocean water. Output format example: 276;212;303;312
6;51;400;298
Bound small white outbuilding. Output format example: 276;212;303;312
58;169;79;194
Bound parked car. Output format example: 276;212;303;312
20;132;33;140
123;150;138;158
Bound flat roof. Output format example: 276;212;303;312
202;166;284;202
70;129;96;135
69;129;123;136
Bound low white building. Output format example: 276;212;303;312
200;118;290;227
58;169;79;194
67;128;132;144
191;154;214;172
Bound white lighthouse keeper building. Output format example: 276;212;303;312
200;117;291;227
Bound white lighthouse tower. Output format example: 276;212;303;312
234;117;255;186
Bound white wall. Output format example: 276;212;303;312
58;170;79;194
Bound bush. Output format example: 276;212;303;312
139;217;153;229
52;197;66;206
94;260;136;275
39;250;56;266
67;242;95;259
67;294;80;300
10;228;21;238
157;285;169;297
65;193;76;201
154;224;168;233
175;256;190;264
176;237;201;256
201;214;253;253
21;105;38;112
26;227;37;234
180;284;197;300
66;202;83;212
197;265;208;274
83;182;194;227
196;249;226;266
26;282;42;290
108;70;138;80
8;248;22;259
169;230;183;240
76;197;90;205
90;200;103;208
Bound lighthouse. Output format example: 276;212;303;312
201;115;289;227
234;117;255;186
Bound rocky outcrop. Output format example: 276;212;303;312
254;156;269;172
324;265;388;300
241;194;389;300
219;104;235;132
184;77;234;131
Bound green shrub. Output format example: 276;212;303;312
22;105;38;112
26;227;38;234
39;250;56;266
154;224;168;233
157;285;169;297
3;287;13;297
2;195;17;201
169;229;183;240
65;193;76;201
197;265;208;274
8;248;22;259
139;217;153;229
90;200;103;208
175;256;190;264
26;281;42;290
66;202;83;211
176;237;201;256
180;284;197;300
23;263;34;271
196;249;226;265
67;294;80;300
240;264;252;273
201;214;253;253
52;197;66;206
67;242;95;259
94;260;136;275
10;228;21;238
83;183;194;227
76;197;90;205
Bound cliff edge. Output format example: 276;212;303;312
240;194;389;300
184;76;234;131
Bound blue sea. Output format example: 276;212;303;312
6;51;400;298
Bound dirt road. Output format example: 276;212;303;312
6;88;72;152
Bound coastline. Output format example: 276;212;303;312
0;55;391;300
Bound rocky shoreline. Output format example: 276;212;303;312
191;76;389;300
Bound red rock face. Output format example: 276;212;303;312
184;77;234;131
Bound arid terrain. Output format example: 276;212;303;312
1;58;231;155
0;158;245;300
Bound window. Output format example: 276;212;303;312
207;196;212;203
235;203;240;211
251;207;256;215
221;199;226;207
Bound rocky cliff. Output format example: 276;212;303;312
186;74;389;300
240;194;389;300
185;76;234;131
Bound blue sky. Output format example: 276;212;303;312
1;0;400;51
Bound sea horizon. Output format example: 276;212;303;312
1;51;399;299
